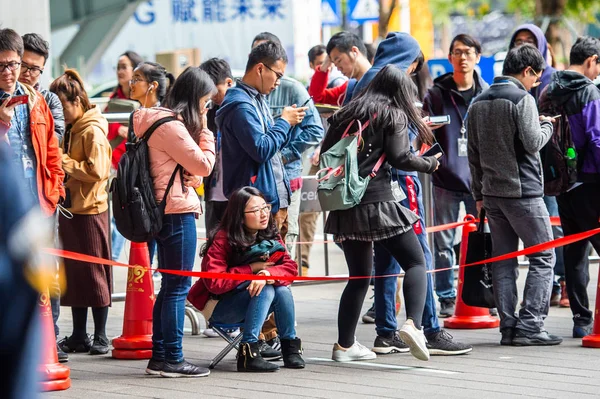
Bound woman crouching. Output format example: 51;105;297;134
189;186;304;372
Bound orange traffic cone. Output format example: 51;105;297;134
444;215;500;329
582;266;600;348
112;242;155;359
38;290;70;391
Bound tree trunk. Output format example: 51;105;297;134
535;0;568;67
378;0;398;39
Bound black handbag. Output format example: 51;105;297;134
462;209;496;308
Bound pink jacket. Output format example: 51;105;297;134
133;107;215;215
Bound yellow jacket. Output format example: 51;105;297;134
62;106;112;215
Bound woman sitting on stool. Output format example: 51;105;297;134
188;186;304;372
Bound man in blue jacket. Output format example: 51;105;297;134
423;34;488;317
216;40;307;232
541;36;600;338
355;32;472;356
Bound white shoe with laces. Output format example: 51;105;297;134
399;319;430;361
332;340;377;362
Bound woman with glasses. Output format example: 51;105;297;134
129;62;175;108
188;186;304;372
135;67;216;378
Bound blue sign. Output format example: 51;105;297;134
427;56;501;85
321;0;340;26
347;0;379;24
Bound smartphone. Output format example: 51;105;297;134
5;95;28;107
422;142;444;158
300;96;313;107
428;115;451;125
551;114;562;119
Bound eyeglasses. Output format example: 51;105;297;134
0;61;21;73
515;39;536;46
244;204;272;216
21;63;43;77
450;50;477;58
129;77;147;85
262;63;283;81
529;67;542;87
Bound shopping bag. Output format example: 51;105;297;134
462;209;496;308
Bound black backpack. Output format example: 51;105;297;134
111;114;181;242
539;89;578;196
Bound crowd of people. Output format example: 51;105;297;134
1;21;599;381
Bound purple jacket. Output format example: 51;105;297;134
544;70;600;181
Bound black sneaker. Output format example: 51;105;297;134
160;360;210;378
145;358;164;375
372;331;410;354
489;308;498;317
89;335;110;355
57;344;69;363
512;330;563;346
258;340;282;361
58;335;92;353
500;328;515;346
266;336;281;352
361;303;376;324
426;330;473;355
439;298;456;318
573;323;593;338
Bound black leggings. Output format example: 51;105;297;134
72;306;109;340
338;230;427;348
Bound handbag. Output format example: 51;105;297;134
229;239;287;267
316;118;386;211
462;208;496;308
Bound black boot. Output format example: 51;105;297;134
237;342;279;372
281;337;305;369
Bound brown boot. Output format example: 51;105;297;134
550;286;560;307
559;280;570;308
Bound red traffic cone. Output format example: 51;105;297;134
444;215;500;329
112;242;155;359
38;290;70;391
582;266;600;348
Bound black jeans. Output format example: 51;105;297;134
337;230;427;348
556;183;600;327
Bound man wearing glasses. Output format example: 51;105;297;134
466;44;559;346
423;34;488;319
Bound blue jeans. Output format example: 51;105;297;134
211;284;296;343
433;185;477;301
152;213;196;363
543;195;565;288
111;216;126;261
373;174;440;336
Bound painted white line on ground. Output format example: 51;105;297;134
307;357;457;374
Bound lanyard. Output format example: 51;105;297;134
449;87;475;138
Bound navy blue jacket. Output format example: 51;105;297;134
215;82;291;212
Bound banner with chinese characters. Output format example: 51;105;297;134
75;0;321;86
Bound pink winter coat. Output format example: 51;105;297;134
133;107;215;215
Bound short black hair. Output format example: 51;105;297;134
200;57;233;85
22;33;50;64
364;42;376;64
252;32;281;48
0;28;24;58
326;32;367;56
502;44;546;75
569;36;600;66
120;50;144;69
413;51;425;74
245;41;288;73
308;45;326;64
449;34;482;55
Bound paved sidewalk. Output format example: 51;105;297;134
46;262;600;399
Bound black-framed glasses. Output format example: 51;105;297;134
0;61;21;73
21;63;44;77
450;50;477;58
244;204;272;216
262;63;283;81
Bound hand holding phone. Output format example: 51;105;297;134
426;115;451;126
6;95;28;107
421;142;444;158
300;97;313;107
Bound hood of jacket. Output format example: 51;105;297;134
133;107;179;138
353;32;421;95
545;70;593;106
71;106;108;135
215;85;258;128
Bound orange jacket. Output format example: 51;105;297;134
23;83;65;215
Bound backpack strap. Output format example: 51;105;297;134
142;115;178;141
159;164;183;209
369;153;387;178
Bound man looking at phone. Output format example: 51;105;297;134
423;34;488;317
0;28;64;217
467;44;559;346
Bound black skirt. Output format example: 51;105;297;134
325;201;419;241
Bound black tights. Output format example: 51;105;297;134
338;230;427;348
71;306;109;340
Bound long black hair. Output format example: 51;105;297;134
135;61;175;104
324;64;434;150
200;187;279;257
163;66;216;141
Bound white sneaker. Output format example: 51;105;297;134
332;340;377;362
202;328;218;338
399;319;430;361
